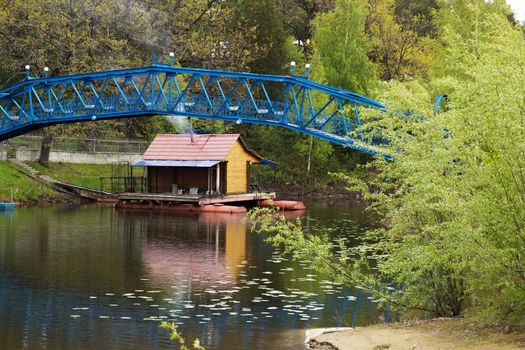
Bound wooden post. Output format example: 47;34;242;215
208;167;211;197
216;162;221;194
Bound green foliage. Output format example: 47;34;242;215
192;119;234;135
431;0;517;81
160;322;205;350
248;0;525;327
379;3;525;321
394;0;438;36
279;0;335;59
230;0;291;74
0;0;173;141
367;0;435;81
312;0;376;94
242;126;361;189
248;207;350;280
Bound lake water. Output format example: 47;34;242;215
0;202;383;350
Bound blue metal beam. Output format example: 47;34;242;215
0;64;389;157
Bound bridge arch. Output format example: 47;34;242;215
0;62;388;156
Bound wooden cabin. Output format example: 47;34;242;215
132;134;271;195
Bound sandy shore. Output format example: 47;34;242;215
308;319;525;350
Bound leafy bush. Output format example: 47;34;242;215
161;322;205;350
248;1;525;326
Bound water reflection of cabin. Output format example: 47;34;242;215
123;134;276;206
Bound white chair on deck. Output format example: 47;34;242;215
189;187;199;195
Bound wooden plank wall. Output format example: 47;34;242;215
224;141;259;194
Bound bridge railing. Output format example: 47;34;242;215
0;64;390;157
25;91;355;137
1;135;148;154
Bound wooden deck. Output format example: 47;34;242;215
117;192;276;206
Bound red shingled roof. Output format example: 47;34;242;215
143;134;260;161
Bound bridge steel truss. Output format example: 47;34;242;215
0;63;387;156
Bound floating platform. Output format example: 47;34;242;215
115;192;276;211
261;199;306;210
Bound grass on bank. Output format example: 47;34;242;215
30;162;145;190
0;161;55;202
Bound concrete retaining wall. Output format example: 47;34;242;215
0;149;6;161
15;149;140;164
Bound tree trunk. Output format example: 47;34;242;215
39;132;53;166
307;136;313;172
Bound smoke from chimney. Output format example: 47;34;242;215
188;117;194;143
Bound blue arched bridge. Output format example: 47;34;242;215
0;58;388;156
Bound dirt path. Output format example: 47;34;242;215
309;319;525;350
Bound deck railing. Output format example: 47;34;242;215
250;174;276;193
100;176;147;194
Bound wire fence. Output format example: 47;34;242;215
0;135;148;154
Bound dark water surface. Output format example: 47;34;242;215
0;202;382;350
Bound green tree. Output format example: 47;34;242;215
0;0;233;163
278;0;335;60
367;0;435;81
394;0;438;37
311;0;376;94
250;0;525;325
431;0;516;81
230;0;291;74
0;0;151;163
